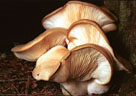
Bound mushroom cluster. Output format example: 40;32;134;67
11;1;132;96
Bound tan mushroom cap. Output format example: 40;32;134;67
49;44;113;85
67;19;131;72
11;28;67;61
67;19;113;55
65;44;113;85
32;45;70;81
42;1;117;33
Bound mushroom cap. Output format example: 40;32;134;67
32;45;70;81
42;1;117;32
11;28;67;61
64;44;113;85
67;19;131;72
67;19;114;55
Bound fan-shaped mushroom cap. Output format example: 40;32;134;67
68;44;113;84
67;19;131;72
42;1;117;33
67;19;113;54
32;45;70;81
11;28;67;61
51;44;113;85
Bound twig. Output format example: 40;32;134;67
25;76;30;96
0;78;35;82
32;92;52;95
12;84;21;95
60;84;72;96
2;87;11;93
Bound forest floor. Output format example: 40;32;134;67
0;53;136;96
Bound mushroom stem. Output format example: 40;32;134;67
87;80;110;95
61;79;110;96
61;80;89;96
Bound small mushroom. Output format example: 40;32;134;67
32;44;113;95
11;28;67;61
67;19;132;72
32;45;70;81
42;1;117;33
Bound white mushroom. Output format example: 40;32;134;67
11;28;67;61
42;1;117;33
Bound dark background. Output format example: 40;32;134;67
0;0;104;52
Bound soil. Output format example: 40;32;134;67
0;53;63;96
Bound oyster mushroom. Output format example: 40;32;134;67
66;44;113;84
42;1;117;33
32;45;70;81
32;44;113;95
60;44;113;95
67;19;131;72
67;19;112;52
11;28;67;61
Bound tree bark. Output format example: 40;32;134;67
104;0;136;70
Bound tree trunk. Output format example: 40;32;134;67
104;0;136;70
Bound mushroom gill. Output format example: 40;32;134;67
65;44;113;84
42;1;117;33
11;28;67;61
55;44;113;95
50;44;113;85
